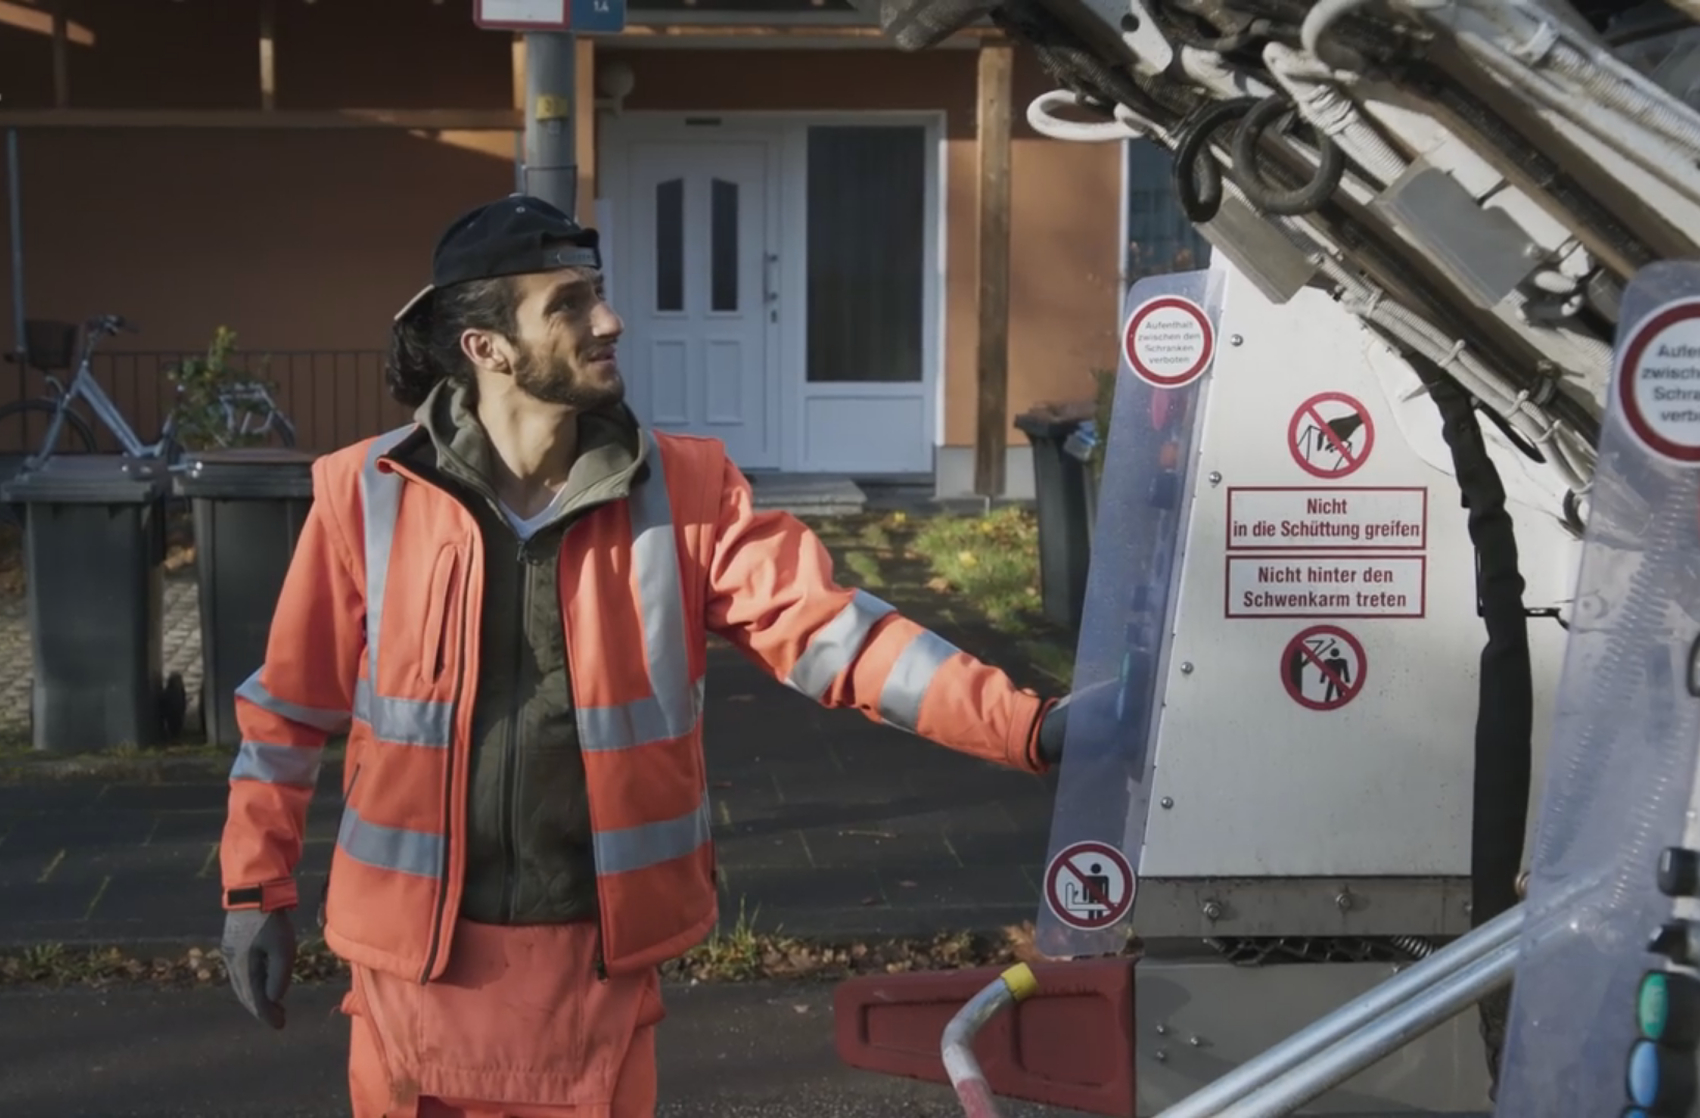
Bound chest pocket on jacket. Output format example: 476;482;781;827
418;544;464;687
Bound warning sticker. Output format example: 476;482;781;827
1044;840;1136;931
1226;487;1427;551
1226;555;1426;618
1617;297;1700;465
1280;625;1367;711
1122;295;1215;389
1288;393;1375;479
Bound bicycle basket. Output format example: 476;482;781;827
23;320;78;371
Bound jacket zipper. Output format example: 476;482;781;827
419;549;475;985
501;544;528;922
549;518;612;983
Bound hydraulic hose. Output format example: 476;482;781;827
1172;97;1261;223
1230;93;1349;214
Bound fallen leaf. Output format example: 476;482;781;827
926;576;953;593
860;895;883;906
957;551;979;567
793;1004;811;1014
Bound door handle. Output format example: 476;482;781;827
763;253;779;304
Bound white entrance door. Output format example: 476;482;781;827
622;139;775;469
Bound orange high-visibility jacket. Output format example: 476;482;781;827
221;423;1053;981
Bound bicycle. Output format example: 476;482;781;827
0;314;297;475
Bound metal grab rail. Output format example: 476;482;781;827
941;963;1040;1118
1151;901;1526;1118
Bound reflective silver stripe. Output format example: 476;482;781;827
229;740;323;788
352;679;452;749
358;426;414;688
336;804;443;879
594;798;712;875
580;433;703;752
785;589;895;701
236;670;351;735
877;628;962;734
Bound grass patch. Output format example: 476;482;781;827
906;506;1045;631
800;508;1073;692
0;904;1069;990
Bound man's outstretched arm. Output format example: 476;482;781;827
702;456;1062;772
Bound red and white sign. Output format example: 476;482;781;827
1280;625;1367;711
1122;296;1214;389
1226;555;1426;619
476;0;569;29
1226;486;1427;551
1288;392;1375;479
1617;297;1700;465
1044;840;1135;930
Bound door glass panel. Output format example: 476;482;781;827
710;178;740;313
655;177;685;313
805;126;926;383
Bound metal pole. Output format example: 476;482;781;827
1151;902;1526;1118
523;31;578;218
7;130;26;366
1216;940;1519;1118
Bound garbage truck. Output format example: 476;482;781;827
823;3;1700;1115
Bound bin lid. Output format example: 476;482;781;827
0;455;170;505
1013;400;1095;440
174;448;317;500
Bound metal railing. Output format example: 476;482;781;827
0;349;404;454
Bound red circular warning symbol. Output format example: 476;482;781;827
1280;625;1367;712
1122;296;1215;389
1287;392;1376;479
1616;297;1700;465
1044;840;1136;930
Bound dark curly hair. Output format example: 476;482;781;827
385;277;521;408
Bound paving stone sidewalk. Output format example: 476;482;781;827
0;573;1059;948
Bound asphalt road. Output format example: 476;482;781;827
0;979;1098;1118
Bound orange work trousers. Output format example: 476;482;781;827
341;918;664;1118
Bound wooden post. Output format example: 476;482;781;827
50;0;69;109
259;0;277;111
574;37;596;228
973;42;1014;497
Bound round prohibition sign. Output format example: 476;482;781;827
1280;624;1367;712
1616;297;1700;465
1288;392;1376;479
1044;840;1136;930
1122;295;1215;388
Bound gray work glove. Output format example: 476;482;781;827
221;908;297;1030
1037;695;1070;766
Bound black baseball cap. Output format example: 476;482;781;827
395;193;602;322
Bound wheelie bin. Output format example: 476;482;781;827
0;455;182;752
1013;403;1095;633
175;448;316;749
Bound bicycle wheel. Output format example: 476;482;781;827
0;400;98;528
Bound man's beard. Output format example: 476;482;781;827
512;345;624;411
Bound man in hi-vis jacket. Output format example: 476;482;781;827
218;193;1071;1118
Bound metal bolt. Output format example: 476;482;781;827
1230;334;1244;346
1160;796;1174;809
1335;891;1353;912
1154;1049;1169;1063
1463;901;1473;915
1207;471;1223;486
1155;1024;1168;1036
1188;1035;1202;1047
1179;662;1194;675
1201;900;1223;920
